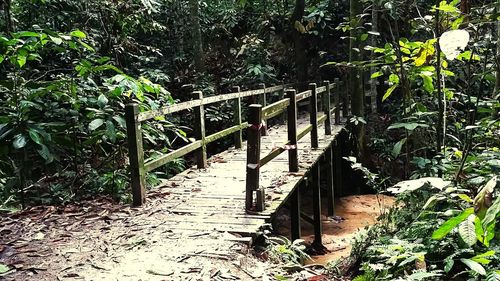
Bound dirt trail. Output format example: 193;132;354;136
275;194;395;265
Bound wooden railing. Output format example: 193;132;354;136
125;83;292;206
244;80;343;212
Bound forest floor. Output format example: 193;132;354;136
0;192;393;281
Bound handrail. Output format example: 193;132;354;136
244;80;344;212
125;82;290;205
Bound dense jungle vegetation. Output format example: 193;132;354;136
0;0;499;280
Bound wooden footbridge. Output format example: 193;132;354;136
125;80;349;244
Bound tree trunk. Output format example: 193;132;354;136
291;0;307;83
349;0;365;158
369;3;378;112
4;0;14;33
494;0;500;98
189;0;204;73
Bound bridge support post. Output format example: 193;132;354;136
246;104;264;211
290;186;301;241
312;163;322;245
286;89;299;172
258;83;268;136
334;78;341;125
232;86;243;149
333;138;343;197
325;146;335;216
309;83;319;149
125;103;146;206
322;80;332;136
193;90;207;168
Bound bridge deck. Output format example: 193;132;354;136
148;116;345;236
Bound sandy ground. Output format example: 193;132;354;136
274;194;395;265
0;194;393;280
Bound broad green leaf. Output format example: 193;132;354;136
388;122;429;131
97;94;108;108
432;208;474;240
17;55;27;68
106;120;116;143
444;256;454;273
415;39;435;66
457;194;473;203
370;71;383;79
0;263;9;274
458;214;476;246
37;144;54;163
16;31;40;38
49;35;63;45
112;116;126;128
392;138;406;158
475;216;486;245
460;258;486;276
408;272;441;280
0;55;4;64
78;40;95;52
13;134;27;149
474;177;497;219
481;177;499;227
420;74;434;93
471;251;495;265
382;84;398;102
28;129;42;145
360;33;369;41
88;119;105;131
389;73;399;84
70;30;86;38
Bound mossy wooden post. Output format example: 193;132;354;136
193;90;207;168
333;138;342;197
258;83;268;136
232;86;243;149
279;80;287;123
312;163;322;245
309;83;319;149
286;89;299;172
323;80;332;136
325;146;334;216
341;76;350;117
334;78;341;125
246;104;263;211
125;103;146;206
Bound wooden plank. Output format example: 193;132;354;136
296;90;312;102
125;103;146;206
260;146;286;167
205;123;249;144
144;141;202;172
297;124;313;141
317;113;327;125
232;86;243;149
309;83;319;149
262;98;290;120
322;80;332;136
138;100;201;121
316;86;327;94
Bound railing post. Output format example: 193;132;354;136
232;86;243;149
258;83;268;136
290;187;301;240
323;80;332;136
246;104;263;211
279;80;286;124
125;103;146;206
341;76;350;117
193;90;207;168
309;83;319;149
334;138;343;197
334;78;341;125
286;89;299;172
